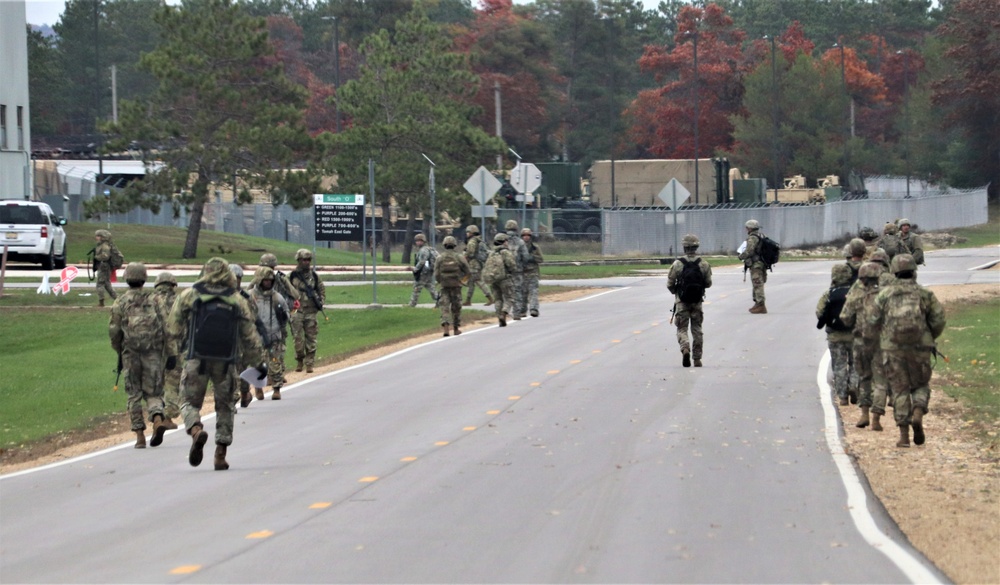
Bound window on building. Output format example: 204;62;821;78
17;106;24;150
0;104;7;149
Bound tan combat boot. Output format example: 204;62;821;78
134;430;146;449
693;358;703;367
254;387;265;401
871;412;883;431
214;445;229;471
911;407;926;445
271;387;282;400
188;424;208;467
896;424;910;448
295;358;304;372
749;303;768;314
462;300;472;307
855;406;870;428
442;324;451;337
99;298;105;308
485;296;494;306
150;414;168;447
453;325;461;336
162;416;178;430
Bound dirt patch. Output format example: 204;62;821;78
837;281;1000;585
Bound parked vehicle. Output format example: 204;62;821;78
1;200;68;269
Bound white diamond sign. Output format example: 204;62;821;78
658;178;690;210
463;166;502;204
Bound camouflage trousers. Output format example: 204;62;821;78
522;271;540;316
162;356;182;419
828;339;853;401
266;339;286;388
883;348;933;426
854;337;888;412
180;359;238;446
96;264;117;302
673;302;704;359
409;275;439;307
490;279;515;319
750;265;767;304
293;311;319;368
464;267;492;304
438;286;463;327
509;271;525;317
122;350;164;432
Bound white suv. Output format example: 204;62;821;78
1;200;68;270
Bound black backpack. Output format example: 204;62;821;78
186;284;240;362
758;234;781;270
818;285;852;331
676;258;706;304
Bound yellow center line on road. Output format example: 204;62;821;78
435;441;450;446
400;456;417;462
170;566;201;575
358;476;379;483
310;502;332;509
547;370;560;375
486;410;500;414
246;530;273;539
462;426;476;431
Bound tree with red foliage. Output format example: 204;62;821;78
266;15;338;135
625;4;747;159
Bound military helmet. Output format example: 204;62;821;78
254;265;275;282
859;226;877;241
745;219;760;230
155;271;177;287
883;222;898;235
443;236;458;248
229;263;244;279
414;233;426;243
898;218;911;227
831;263;853;286
890;253;917;275
94;229;111;241
849;238;866;257
505;219;519;231
494;233;508;244
870;249;890;267
682;234;700;248
842;244;852;258
521;228;532;237
260;253;278;268
466;225;479;235
124;262;147;282
295;248;313;261
858;262;881;279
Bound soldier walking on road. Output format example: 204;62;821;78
897;219;925;265
520;228;544;317
504;219;532;320
153;271;180;429
869;254;946;448
166;257;265;470
289;249;325;373
482;233;517;327
738;219;768;313
434;236;471;336
109;263;170;449
816;264;855;405
877;222;902;261
250;266;290;400
463;225;494;307
840;262;888;430
409;233;439;307
667;234;712;367
92;229;123;307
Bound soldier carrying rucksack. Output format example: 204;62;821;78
434;236;471;337
92;229;124;307
667;234;713;367
738;219;773;314
108;262;170;449
462;225;494;307
868;254;946;448
166;257;265;471
482;233;518;327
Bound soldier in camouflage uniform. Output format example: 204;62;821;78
251;266;290;399
843;238;867;403
486;233;517;327
667;234;713;367
289;249;326;373
230;264;260;408
897;219;925;265
504;219;532;320
816;264;855;405
434;236;471;336
877;222;902;262
166;257;264;470
409;233;439;307
520;228;544;317
738;219;768;314
840;262;888;430
869;254;946;448
253;253;299;380
462;225;494;307
858;226;880;261
109;263;170;449
93;229;119;307
153;271;180;429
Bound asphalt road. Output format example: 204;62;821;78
3;247;995;583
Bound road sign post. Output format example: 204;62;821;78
464;166;502;236
658;178;691;255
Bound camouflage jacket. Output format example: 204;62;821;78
869;279;946;350
815;287;855;343
493;245;518;279
739;232;764;269
523;241;544;275
666;253;713;305
94;241;113;264
109;288;169;354
506;230;531;271
464;236;487;269
412;245;438;282
289;268;326;314
899;233;924;265
250;287;289;347
434;250;471;288
840;281;881;341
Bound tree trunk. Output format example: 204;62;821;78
182;177;210;259
402;216;417;265
380;200;391;264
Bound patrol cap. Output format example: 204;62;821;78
260;253;278;268
831;263;853;286
443;236;458;248
891;253;917;275
494;233;508;244
745;219;760;230
849;238;866;257
682;234;700;248
414;233;426;243
466;225;479;235
295;248;313;261
505;219;519;231
155;271;177;287
124;262;147;282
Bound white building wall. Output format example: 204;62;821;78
0;0;32;199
